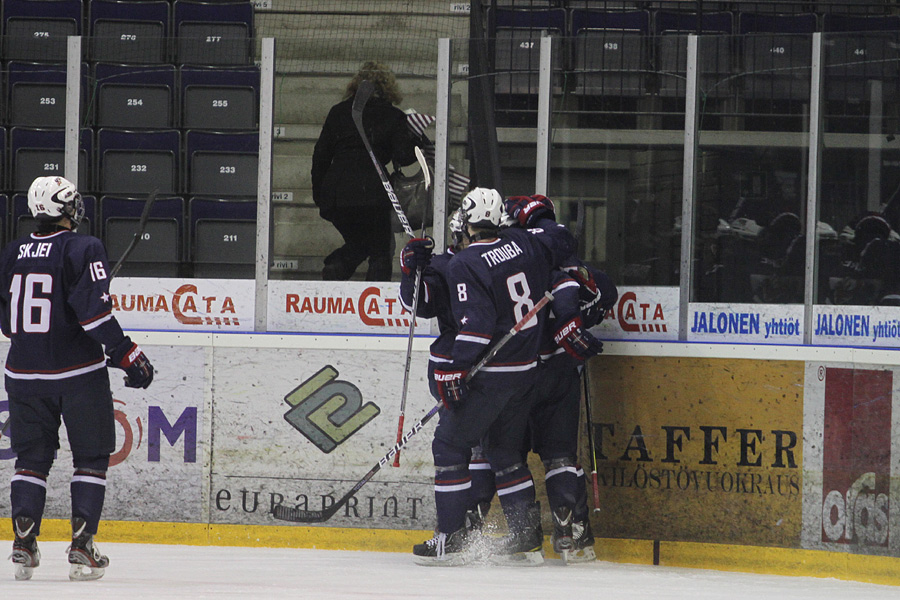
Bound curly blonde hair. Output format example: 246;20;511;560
344;61;403;105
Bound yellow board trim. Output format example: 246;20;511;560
4;522;899;587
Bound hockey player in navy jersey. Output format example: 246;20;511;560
1;176;154;581
405;187;576;565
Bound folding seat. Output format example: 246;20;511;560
89;0;171;64
0;194;7;246
10;127;91;192
655;11;734;98
189;196;256;278
97;128;181;195
572;10;652;98
173;0;254;66
180;66;260;130
823;14;900;104
492;8;567;96
101;195;184;277
13;193;95;237
739;13;818;102
93;63;177;129
0;127;6;192
185;130;258;197
2;0;82;62
7;61;87;128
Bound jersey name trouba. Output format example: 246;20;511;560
479;240;524;268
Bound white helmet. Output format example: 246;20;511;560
461;187;504;230
448;207;466;248
28;176;84;229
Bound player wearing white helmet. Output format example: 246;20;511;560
2;176;154;582
408;187;577;566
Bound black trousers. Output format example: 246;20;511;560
323;205;394;281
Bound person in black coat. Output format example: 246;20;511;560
311;61;418;281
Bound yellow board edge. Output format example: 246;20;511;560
3;521;899;587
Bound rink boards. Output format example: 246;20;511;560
1;332;900;585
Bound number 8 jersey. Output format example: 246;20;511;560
0;230;129;396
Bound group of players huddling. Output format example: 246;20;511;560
2;177;616;579
399;188;617;566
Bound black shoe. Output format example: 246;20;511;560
11;516;40;581
412;527;471;566
67;518;109;581
490;502;544;566
551;506;574;554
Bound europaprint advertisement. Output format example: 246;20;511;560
588;356;804;547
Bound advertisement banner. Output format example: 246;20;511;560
110;278;255;331
588;356;804;547
593;286;679;341
0;345;208;523
688;303;804;345
802;363;900;556
812;305;900;348
208;346;436;529
267;280;433;335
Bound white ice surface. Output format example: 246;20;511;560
6;542;900;599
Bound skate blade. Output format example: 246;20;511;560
15;565;36;581
561;546;597;565
489;550;544;567
413;553;472;567
69;563;106;581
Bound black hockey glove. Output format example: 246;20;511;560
433;367;469;410
400;237;435;276
505;194;556;228
106;337;154;389
554;316;604;361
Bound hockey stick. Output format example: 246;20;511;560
0;416;10;439
351;79;415;238
391;146;433;468
109;188;158;280
272;291;554;524
582;366;601;513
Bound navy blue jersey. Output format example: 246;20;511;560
0;230;128;396
398;248;457;365
445;219;575;376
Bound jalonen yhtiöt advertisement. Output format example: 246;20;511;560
588;356;804;547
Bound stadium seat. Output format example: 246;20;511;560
823;14;900;104
0;128;6;193
0;194;7;246
13;192;95;237
2;0;82;62
97;128;181;195
173;0;254;66
180;66;260;130
185;130;258;197
655;11;734;99
738;13;818;102
571;10;652;98
492;8;566;96
101;195;184;277
7;61;86;128
189;196;256;278
10;127;91;192
89;0;171;64
93;63;177;129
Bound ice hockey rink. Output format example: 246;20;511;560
7;542;899;599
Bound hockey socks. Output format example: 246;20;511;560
10;469;48;536
71;468;107;535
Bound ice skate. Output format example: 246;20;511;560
489;502;544;567
412;527;473;567
10;516;40;581
464;501;491;535
67;518;109;581
561;518;596;565
551;506;574;555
